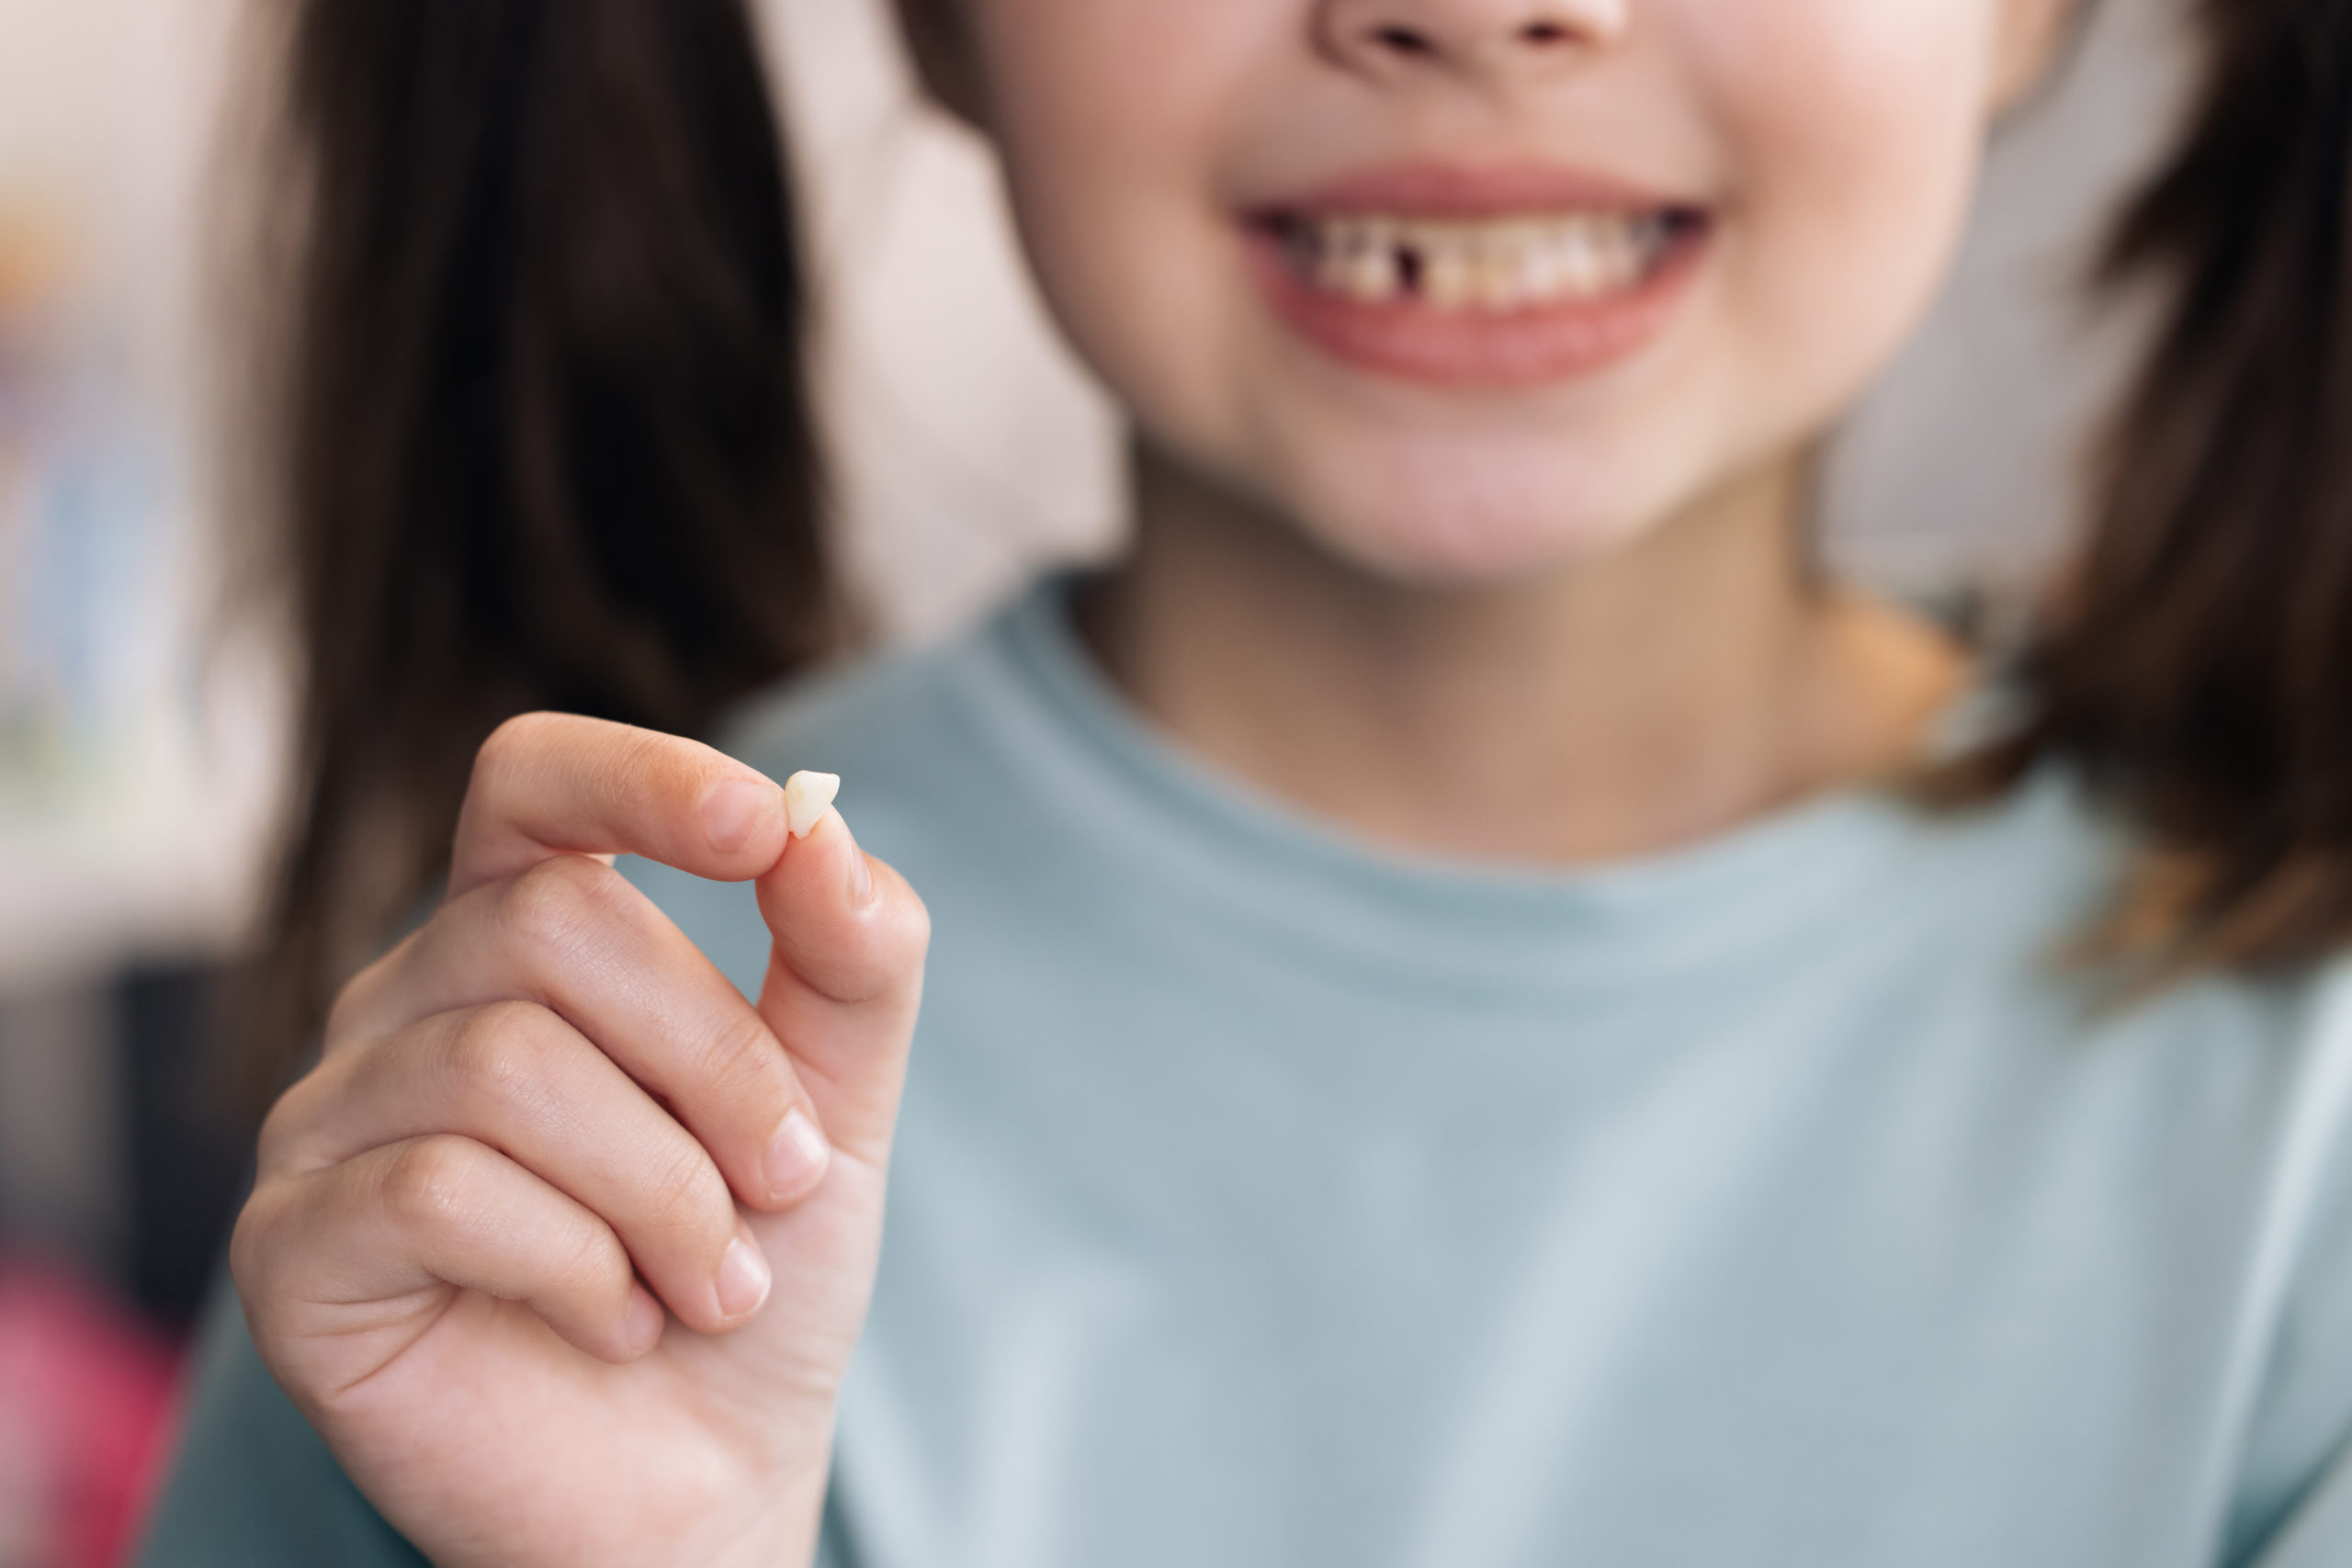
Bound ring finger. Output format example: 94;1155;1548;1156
269;1000;777;1337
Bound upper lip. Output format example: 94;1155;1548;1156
1249;161;1702;221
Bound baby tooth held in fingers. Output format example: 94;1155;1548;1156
783;771;841;840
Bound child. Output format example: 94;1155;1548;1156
146;0;2352;1564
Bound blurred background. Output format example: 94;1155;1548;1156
0;0;2185;1562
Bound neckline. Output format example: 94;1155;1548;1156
963;574;1995;997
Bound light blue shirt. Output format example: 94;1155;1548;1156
145;580;2352;1565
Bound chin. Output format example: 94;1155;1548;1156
1274;439;1664;587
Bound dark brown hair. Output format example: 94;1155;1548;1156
251;0;833;1084
1951;0;2352;976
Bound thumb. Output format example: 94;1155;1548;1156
753;787;929;1167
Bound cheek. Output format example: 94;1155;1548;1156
1688;1;2002;445
971;0;1267;425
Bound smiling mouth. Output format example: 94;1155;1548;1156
1261;207;1709;314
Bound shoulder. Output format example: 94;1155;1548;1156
1907;768;2347;1067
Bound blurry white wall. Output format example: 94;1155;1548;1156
0;0;277;992
0;0;2188;988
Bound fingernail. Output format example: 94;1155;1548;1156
702;779;779;854
717;1235;773;1321
765;1108;833;1202
624;1285;665;1354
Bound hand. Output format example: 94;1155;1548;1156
232;714;929;1568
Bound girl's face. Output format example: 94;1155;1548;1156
928;0;2064;581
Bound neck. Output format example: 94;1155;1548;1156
1079;446;1967;864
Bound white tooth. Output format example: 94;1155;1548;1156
1521;226;1564;303
1420;226;1476;310
1299;210;1668;307
783;771;841;840
1518;221;1560;304
1477;224;1533;311
1597;220;1643;290
1556;220;1605;298
1343;219;1399;301
1349;247;1400;302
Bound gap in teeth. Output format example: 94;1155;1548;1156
1288;211;1679;312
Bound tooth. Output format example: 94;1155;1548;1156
1421;225;1477;310
1630;213;1665;265
783;771;840;840
1519;228;1562;303
1635;212;1676;271
1284;219;1326;286
1551;220;1600;298
1476;224;1530;311
1347;220;1393;291
1336;218;1395;301
1310;222;1351;292
1348;243;1400;302
1517;221;1557;304
1295;209;1671;308
1597;220;1643;290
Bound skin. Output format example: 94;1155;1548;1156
911;0;2068;860
236;2;2071;1564
234;717;929;1566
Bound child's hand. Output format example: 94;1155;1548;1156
230;715;929;1568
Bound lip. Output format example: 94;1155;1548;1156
1261;161;1693;220
1240;162;1710;390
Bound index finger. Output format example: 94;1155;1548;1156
448;714;792;898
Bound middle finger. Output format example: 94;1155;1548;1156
269;1000;777;1336
331;853;833;1213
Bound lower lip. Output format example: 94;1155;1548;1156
1243;220;1706;391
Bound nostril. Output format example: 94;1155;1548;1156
1372;24;1438;55
1521;21;1570;45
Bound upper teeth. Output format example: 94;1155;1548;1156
1285;212;1676;311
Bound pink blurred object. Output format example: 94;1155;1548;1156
0;1256;184;1568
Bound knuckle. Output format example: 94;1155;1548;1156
473;712;560;790
500;853;626;954
613;720;718;783
379;1135;484;1234
322;938;410;1043
254;1076;321;1174
226;1181;291;1296
445;1001;565;1116
692;1007;786;1103
610;723;676;784
322;972;375;1043
881;882;933;968
827;880;932;1004
550;1219;633;1307
637;1143;732;1247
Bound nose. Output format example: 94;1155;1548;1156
1316;0;1630;85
